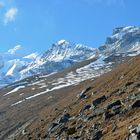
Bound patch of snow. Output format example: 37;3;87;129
128;42;140;52
19;93;24;96
23;53;38;59
6;62;17;76
39;72;57;78
57;40;68;45
4;85;25;96
11;99;25;106
31;87;36;90
39;83;47;89
25;89;50;100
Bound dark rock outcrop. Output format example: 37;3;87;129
131;100;140;108
92;95;107;107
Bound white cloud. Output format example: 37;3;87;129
4;7;18;25
8;45;21;54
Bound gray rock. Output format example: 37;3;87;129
48;123;59;132
76;120;83;130
93;108;105;116
125;82;134;87
67;127;77;135
86;108;104;121
111;105;122;115
103;100;122;119
56;126;68;137
103;111;114;120
76;124;83;129
92;95;107;107
126;124;140;140
127;94;136;100
107;100;121;110
127;134;138;140
92;123;100;130
92;130;102;140
131;100;140;108
57;113;70;124
80;104;91;114
112;122;117;132
135;83;140;88
78;87;91;99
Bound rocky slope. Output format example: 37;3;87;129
0;26;140;140
1;55;139;140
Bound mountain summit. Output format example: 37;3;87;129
0;26;140;87
99;26;140;55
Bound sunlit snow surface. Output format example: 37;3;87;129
4;56;112;107
1;26;140;88
4;85;25;96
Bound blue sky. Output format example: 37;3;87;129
0;0;140;53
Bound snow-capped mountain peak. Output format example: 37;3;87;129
99;26;140;55
112;26;139;35
0;26;140;88
57;39;69;46
42;40;97;62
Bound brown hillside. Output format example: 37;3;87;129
13;56;140;140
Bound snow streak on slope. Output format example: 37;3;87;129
3;56;112;107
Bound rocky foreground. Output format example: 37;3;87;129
10;56;140;140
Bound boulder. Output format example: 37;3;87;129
78;87;92;99
112;122;117;132
80;104;91;114
125;82;134;87
92;130;103;140
56;126;68;137
92;95;107;107
57;113;70;124
135;83;140;88
107;100;121;110
67;127;77;135
48;122;59;132
87;108;105;120
131;100;140;108
103;111;114;120
104;100;122;119
126;124;140;140
93;108;105;117
48;113;70;133
92;123;100;130
111;105;122;115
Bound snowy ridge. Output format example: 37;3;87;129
100;26;140;55
19;40;98;79
0;26;140;87
4;55;112;107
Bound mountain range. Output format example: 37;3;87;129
0;26;140;88
0;26;140;140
